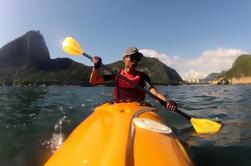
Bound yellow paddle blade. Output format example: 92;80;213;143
62;37;84;55
191;118;222;134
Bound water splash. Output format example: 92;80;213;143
50;133;64;153
49;116;66;153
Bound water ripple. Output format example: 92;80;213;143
0;85;251;166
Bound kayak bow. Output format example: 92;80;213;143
44;101;193;166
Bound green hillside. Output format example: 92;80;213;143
202;71;227;82
0;57;183;86
0;60;91;86
226;54;251;78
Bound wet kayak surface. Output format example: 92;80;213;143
0;85;251;166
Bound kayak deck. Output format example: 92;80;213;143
44;101;193;166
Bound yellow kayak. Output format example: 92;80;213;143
44;101;193;166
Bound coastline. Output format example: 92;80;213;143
230;77;251;84
209;77;251;85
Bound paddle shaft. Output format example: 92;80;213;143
83;53;192;120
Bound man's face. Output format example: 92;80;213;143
124;55;139;69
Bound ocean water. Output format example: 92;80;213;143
0;85;251;166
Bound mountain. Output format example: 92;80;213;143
203;54;251;85
0;31;50;68
0;31;91;86
225;54;251;78
0;30;183;86
202;71;227;82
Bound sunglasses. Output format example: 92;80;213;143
125;54;141;62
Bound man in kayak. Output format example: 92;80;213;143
89;47;177;111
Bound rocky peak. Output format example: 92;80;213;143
0;30;50;68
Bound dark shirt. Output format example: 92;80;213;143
103;70;155;90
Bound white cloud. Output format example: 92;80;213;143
140;49;173;65
140;48;248;81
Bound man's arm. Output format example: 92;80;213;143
89;56;105;85
89;68;105;85
89;56;116;85
149;87;177;111
141;73;177;111
142;73;169;101
149;88;168;101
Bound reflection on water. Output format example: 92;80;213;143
0;85;251;166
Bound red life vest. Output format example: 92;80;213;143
114;69;145;101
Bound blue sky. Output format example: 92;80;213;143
0;0;250;80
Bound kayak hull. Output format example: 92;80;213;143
44;102;192;166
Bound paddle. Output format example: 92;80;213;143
62;37;222;134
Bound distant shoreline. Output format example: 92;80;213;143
230;77;251;84
209;76;251;85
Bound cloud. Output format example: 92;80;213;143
140;48;248;81
140;49;173;65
